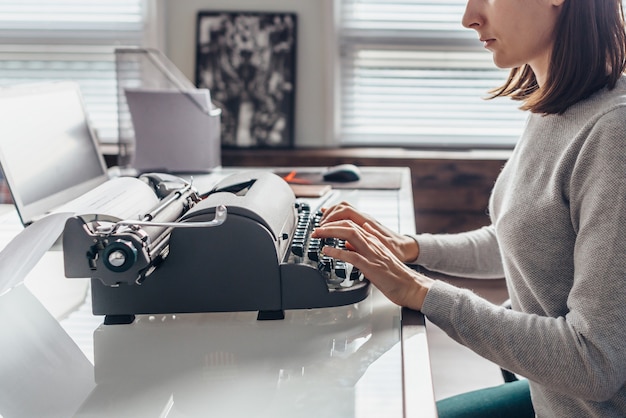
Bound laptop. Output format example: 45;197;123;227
0;81;111;226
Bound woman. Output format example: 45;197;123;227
312;0;626;416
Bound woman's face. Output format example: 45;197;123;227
462;0;565;86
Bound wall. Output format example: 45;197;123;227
162;2;511;234
163;0;334;147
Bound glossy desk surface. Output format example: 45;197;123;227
0;167;437;418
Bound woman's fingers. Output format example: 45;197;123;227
317;211;418;263
320;202;368;225
313;220;431;310
313;220;397;278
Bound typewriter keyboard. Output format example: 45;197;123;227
289;202;364;289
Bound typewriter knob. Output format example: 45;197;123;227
103;240;138;273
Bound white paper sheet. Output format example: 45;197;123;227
0;176;159;295
0;284;94;418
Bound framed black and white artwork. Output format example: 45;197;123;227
195;11;297;148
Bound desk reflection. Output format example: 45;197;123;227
75;289;404;418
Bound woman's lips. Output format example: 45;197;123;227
481;38;495;48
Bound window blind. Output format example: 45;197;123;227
0;0;148;145
338;0;527;148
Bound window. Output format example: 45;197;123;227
336;0;527;148
0;0;155;147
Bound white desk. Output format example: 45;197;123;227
0;167;437;418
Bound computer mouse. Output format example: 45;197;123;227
322;163;361;182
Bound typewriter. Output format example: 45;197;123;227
63;171;370;324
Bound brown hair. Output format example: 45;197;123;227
490;0;626;114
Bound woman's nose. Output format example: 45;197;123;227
462;0;482;29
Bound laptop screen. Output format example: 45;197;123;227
0;81;109;225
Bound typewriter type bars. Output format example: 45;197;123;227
289;202;364;289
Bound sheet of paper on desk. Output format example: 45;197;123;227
0;211;73;295
289;183;332;198
0;284;94;418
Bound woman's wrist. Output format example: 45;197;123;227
406;270;432;311
400;235;420;263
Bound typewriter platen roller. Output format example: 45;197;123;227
63;171;370;323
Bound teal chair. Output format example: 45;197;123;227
436;379;533;418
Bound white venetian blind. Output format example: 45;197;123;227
0;0;148;145
338;0;527;148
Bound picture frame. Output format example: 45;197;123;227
195;11;297;148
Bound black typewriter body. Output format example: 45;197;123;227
63;171;370;324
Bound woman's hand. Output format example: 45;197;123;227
311;218;433;311
320;201;420;263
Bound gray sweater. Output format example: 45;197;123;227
416;77;626;417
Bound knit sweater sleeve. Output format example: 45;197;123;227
421;108;626;404
408;225;504;279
